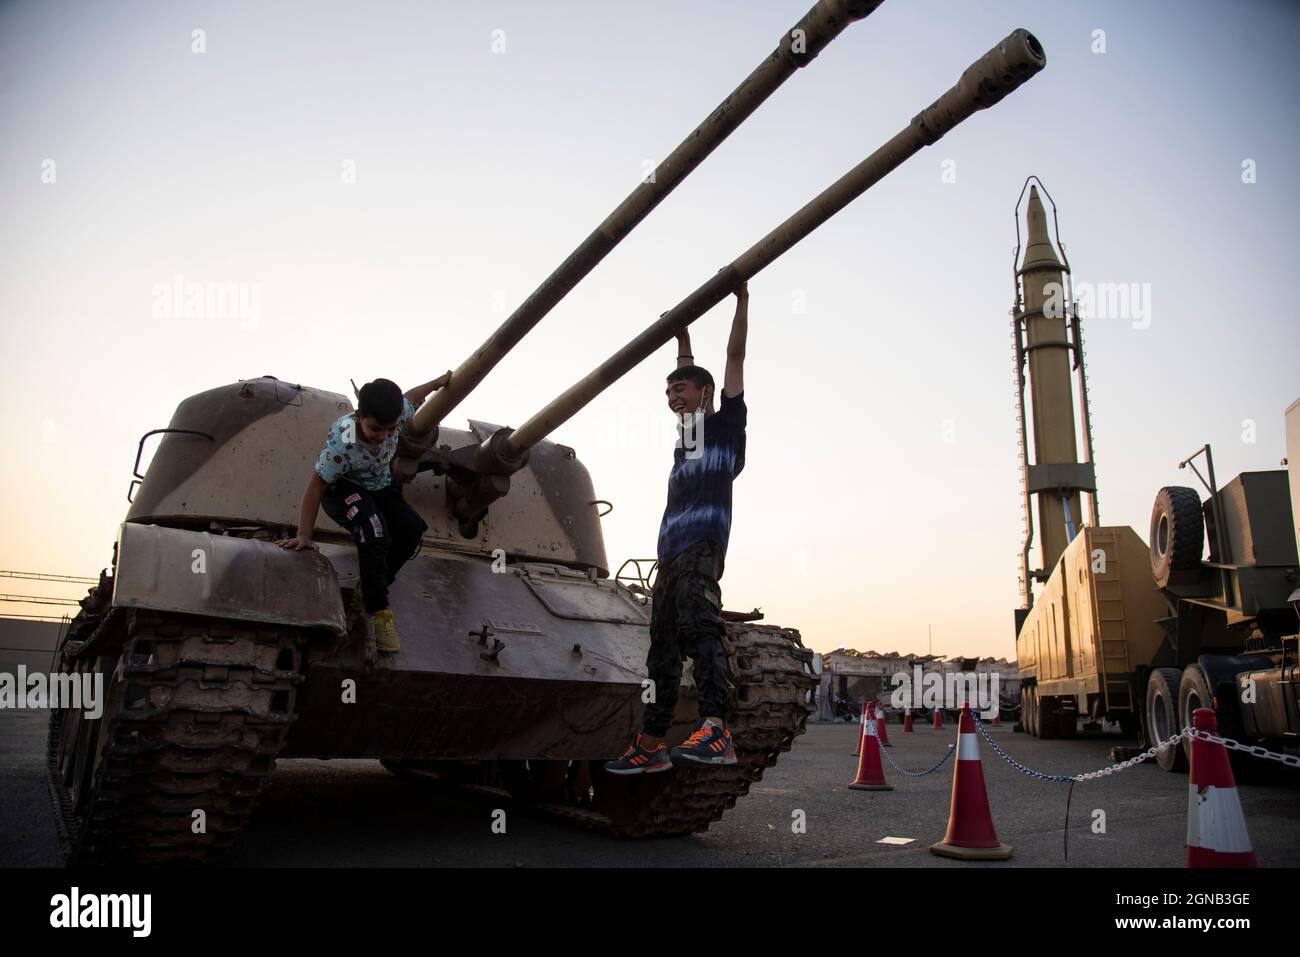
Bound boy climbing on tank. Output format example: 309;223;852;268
276;373;450;654
606;283;749;774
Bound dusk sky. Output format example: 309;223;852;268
2;0;1297;660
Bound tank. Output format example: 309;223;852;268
46;21;1046;864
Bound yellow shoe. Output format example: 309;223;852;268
372;608;400;654
349;583;365;615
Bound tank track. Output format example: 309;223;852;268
46;610;303;865
594;621;817;837
395;622;817;838
47;614;812;858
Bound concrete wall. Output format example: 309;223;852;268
0;619;65;677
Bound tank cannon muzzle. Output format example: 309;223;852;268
910;29;1045;145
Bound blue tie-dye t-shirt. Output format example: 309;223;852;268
656;390;747;568
314;397;415;491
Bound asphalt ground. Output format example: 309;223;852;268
3;650;1298;868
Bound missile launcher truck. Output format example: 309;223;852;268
1010;174;1298;770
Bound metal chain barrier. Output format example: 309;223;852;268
1186;727;1300;770
1068;730;1188;782
965;710;1300;782
880;741;955;777
968;711;1085;782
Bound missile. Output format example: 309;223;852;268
1012;179;1098;587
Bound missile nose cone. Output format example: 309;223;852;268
1021;185;1062;271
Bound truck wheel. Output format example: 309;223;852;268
1177;664;1215;767
1036;694;1058;740
1146;667;1187;772
1056;705;1078;738
1024;687;1038;736
1149;486;1204;588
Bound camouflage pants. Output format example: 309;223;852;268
643;539;731;737
321;479;427;614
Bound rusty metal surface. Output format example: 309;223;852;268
112;523;347;636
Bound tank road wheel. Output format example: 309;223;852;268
1145;667;1187;772
1150;487;1204;588
51;651;122;824
46;610;305;864
501;760;573;804
1177;664;1215;768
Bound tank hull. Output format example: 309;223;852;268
285;548;675;760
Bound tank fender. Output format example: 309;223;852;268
112;523;347;635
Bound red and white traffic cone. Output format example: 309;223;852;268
1186;707;1256;868
849;705;893;791
852;701;871;756
876;703;891;747
930;704;1012;860
903;708;914;733
932;707;943;730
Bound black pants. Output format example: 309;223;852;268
643;540;731;737
320;479;427;614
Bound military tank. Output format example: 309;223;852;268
46;3;1046;863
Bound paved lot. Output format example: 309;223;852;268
4;672;1298;867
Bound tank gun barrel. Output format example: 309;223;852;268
398;0;885;464
497;28;1046;457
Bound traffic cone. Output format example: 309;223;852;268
849;706;892;791
903;708;914;733
876;703;891;747
932;707;943;730
1186;707;1256;868
930;704;1012;860
852;701;871;756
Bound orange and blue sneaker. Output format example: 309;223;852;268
670;719;737;766
604;734;672;775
